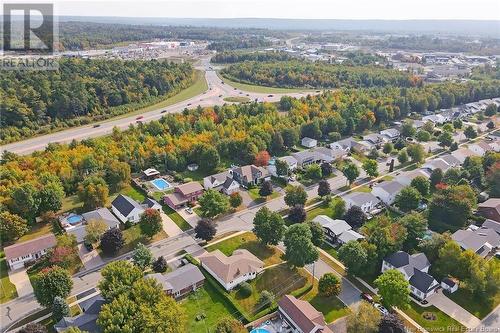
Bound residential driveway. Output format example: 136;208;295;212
427;289;481;329
8;268;33;297
238;190;253;207
160;212;183;237
78;244;104;270
177;208;200;228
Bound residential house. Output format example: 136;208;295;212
422;114;446;124
363;133;385;146
67;208;121;243
412;120;425;129
4;234;57;270
371;180;405;205
482;219;500;235
278;295;333;333
312;215;364;245
477;198;500;222
382;251;439;300
342;192;380;213
337;229;365;245
164;182;204;210
395;169;430;186
230;165;269;188
469;142;494;156
203;170;232;190
451;148;478;164
301;137;318;148
148;263;205;299
111;194;145;223
439;154;461;168
54;295;105;332
291;149;334;168
380;128;400;142
268;156;298;177
441;278;458;294
142;197;162;212
452;226;500;258
199;249;263;291
421;158;452;173
331;137;369;152
221;177;240;195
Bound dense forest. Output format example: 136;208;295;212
2;79;499;222
304;34;500;55
57;22;287;50
0;58;194;144
212;51;295;63
220;60;419;89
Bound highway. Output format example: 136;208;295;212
0;57;315;155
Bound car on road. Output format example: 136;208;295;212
268;94;273;97
93;124;101;128
246;94;250;96
185;207;193;214
136;116;144;120
361;293;374;303
221;81;224;84
234;87;237;90
374;303;389;315
187;103;192;106
161;110;167;113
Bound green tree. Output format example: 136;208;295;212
338;240;368;276
83;219;108;245
281;127;299;148
139;208;162;238
485;104;498;116
418;232;450;263
416;130;431;142
52;296;70;322
407;144;425;163
375;269;410;309
399;212;427;250
400;122;416;138
305;164;322;180
195;218;217;241
10;184;40;221
253;207;285;246
275;159;289;177
464;125;478;139
330;197;346;218
100;228;124;255
259;180;274;197
105;160;131;192
397;149;408;164
288;205;306;224
486;162;500;197
198;189;230;218
33;266;73;307
152;256;168;273
258;290;274;307
428;185;477;229
343;162;360;185
77;176;109;210
98;260;143;301
229;192;242;208
283;224;319;267
318;273;341;297
284;185;307;207
321;162;333;177
215;317;246;333
317;179;331;198
38;182;64;214
410;176;430;196
394;186;421;212
438;131;453;147
382;142;393;154
308;221;325;247
0;211;28;242
347;301;381;333
430;168;444;187
132;243;153;270
362;159;379;177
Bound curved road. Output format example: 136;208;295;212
1;57;316;155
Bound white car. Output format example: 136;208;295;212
185;207;193;214
374;303;389;315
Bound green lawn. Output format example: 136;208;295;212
206;232;283;267
445;288;500;319
219;73;312;94
0;252;18;304
404;303;465;332
320;242;339;259
247;188;281;203
163;206;192;231
223;96;251;103
305;203;334;222
353;185;372;193
120;186;146;202
181;283;238;333
100;224;168;257
15;222;55;243
302;282;350;323
230;264;310;317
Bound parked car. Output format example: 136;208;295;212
361;293;374;303
93;124;101;128
84;241;93;251
161;110;167;113
185;207;193;214
374;303;389;315
268;94;273;97
136;116;144;120
187;103;192;106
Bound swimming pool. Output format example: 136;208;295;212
250;329;271;333
151;178;171;191
67;214;84;225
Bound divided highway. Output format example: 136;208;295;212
0;57;315;155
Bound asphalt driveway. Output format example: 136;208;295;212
427;289;481;329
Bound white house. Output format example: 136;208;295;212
382;251;439;300
422;114;446;124
371;180;405;205
111;194;145;223
380;128;400;142
199;249;263;291
203;170;232;190
342;192;380;213
441;278;458;294
469;142;494;156
268;156;298;177
301;137;317;148
221;177;240;195
313;215;365;245
395;169;430;186
4;234;57;270
421;158;452;173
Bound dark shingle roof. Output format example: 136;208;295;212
54;295;105;332
111;194;142;217
409;268;437;293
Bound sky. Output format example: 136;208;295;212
21;0;500;20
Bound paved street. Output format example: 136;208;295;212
476;305;500;331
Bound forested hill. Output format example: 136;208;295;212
220;60;420;89
0;58;194;144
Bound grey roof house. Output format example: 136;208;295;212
68;208;121;243
148;263;205;299
54;295;105;332
111;194;145;223
452;226;500;258
312;215;364;245
342;192;380;213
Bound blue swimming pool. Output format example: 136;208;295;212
67;214;84;225
151;178;171;191
250;329;271;333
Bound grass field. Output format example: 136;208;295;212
102;224;168;257
15;222;54;243
302;282;350;323
404;303;465;332
219;73;313;94
305;202;334;222
0;252;18;304
223;96;251;103
247;188;281;202
206;232;283;267
446;288;500;319
181;283;238;333
163;206;192;231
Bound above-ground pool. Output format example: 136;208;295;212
150;178;171;191
67;214;84;225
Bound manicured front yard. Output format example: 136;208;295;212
117;224;168;255
305;202;334;222
230;264;311;318
302;282;350;323
163;206;192;231
181;283;238;333
248;188;281;202
404;302;465;332
0;251;18;304
15;222;55;243
445;288;500;319
320;242;339;259
206;232;283;267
